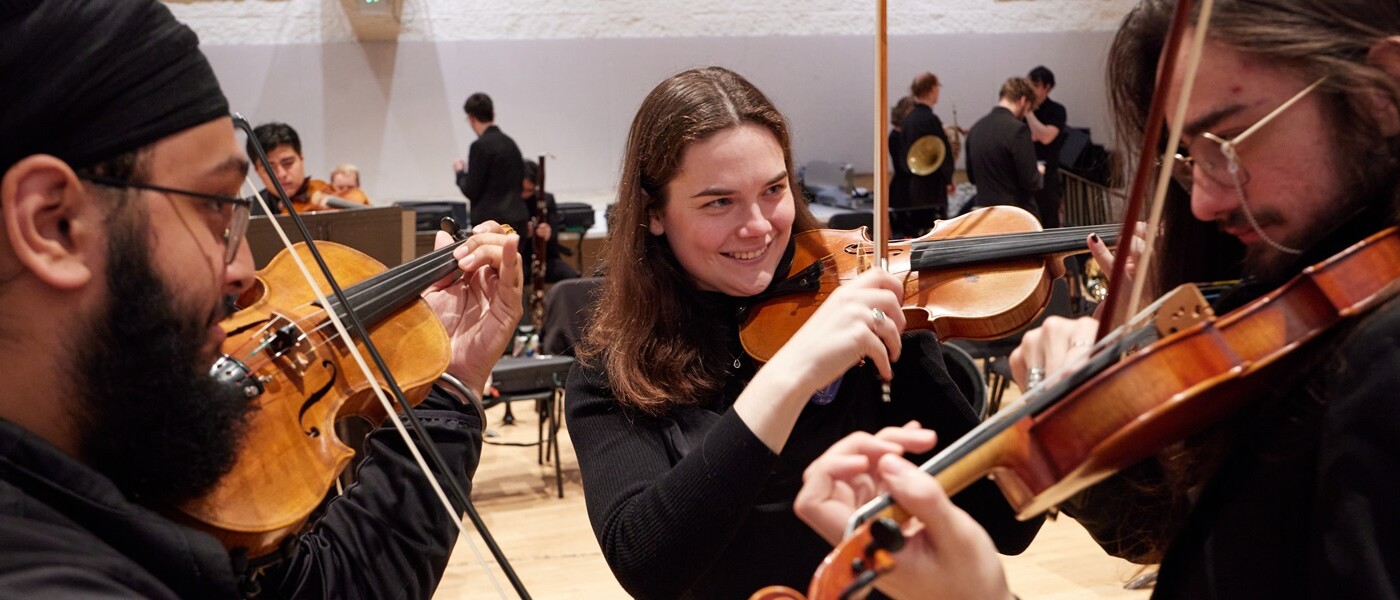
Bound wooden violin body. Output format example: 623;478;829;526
990;227;1400;516
787;227;1400;600
180;242;449;557
268;179;371;214
740;206;1114;362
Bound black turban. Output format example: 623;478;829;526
0;0;230;173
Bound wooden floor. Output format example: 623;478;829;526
435;394;1154;599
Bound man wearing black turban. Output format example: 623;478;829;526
0;1;523;597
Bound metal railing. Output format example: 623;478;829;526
1061;170;1125;226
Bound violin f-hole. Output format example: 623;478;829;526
296;359;339;437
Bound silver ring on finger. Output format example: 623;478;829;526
1027;366;1046;388
1070;339;1092;348
872;308;886;325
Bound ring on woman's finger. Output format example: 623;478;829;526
1070;339;1092;348
872;308;886;325
1027;366;1046;388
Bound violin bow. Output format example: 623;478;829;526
871;0;894;403
873;0;890;265
1095;0;1215;340
234;116;530;599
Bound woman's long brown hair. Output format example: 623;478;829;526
576;66;818;416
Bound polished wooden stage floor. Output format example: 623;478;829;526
434;393;1154;599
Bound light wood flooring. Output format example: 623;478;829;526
434;392;1154;599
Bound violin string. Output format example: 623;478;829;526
901;225;1118;263
801;225;1116;285
240;242;467;364
846;305;1163;534
239;178;504;597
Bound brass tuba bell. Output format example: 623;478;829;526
906;134;947;175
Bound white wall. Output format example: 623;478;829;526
178;1;1133;203
170;0;1138;43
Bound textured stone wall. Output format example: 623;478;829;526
170;0;1138;45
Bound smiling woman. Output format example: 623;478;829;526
564;66;1043;599
646;124;796;296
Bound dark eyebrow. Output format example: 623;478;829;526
690;171;788;198
1182;104;1245;138
203;156;250;179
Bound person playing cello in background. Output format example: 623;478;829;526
795;1;1400;598
564;66;1042;599
0;1;522;596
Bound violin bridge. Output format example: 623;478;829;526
1153;284;1214;337
855;244;873;273
262;317;316;371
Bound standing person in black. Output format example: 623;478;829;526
1026;66;1068;228
888;96;919;238
565;66;1041;600
520;159;581;284
794;1;1400;599
454;92;530;236
0;2;525;597
899;72;957;229
965;77;1044;219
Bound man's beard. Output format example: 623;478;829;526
1225;159;1380;284
72;212;254;507
1218;204;1305;283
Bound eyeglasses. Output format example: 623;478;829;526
1170;77;1327;191
81;174;252;265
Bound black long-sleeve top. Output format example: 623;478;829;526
567;303;1044;598
899;103;956;210
455;124;529;231
966;106;1043;215
0;388;482;599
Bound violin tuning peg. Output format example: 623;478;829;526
868;517;905;553
440;217;463;240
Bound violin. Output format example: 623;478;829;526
271;178;371;214
737;0;1113;361
182;237;468;557
191;116;533;599
764;225;1400;600
738;206;1118;361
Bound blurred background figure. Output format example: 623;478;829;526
329;163;364;197
521;159;581;284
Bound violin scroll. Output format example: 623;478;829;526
748;517;906;600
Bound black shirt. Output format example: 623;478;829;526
566;283;1043;598
0;389;483;599
456;124;530;231
1032;98;1067;170
899;103;956;209
966;106;1043;214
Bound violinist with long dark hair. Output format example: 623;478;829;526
565;66;1042;599
796;1;1400;598
0;1;522;596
